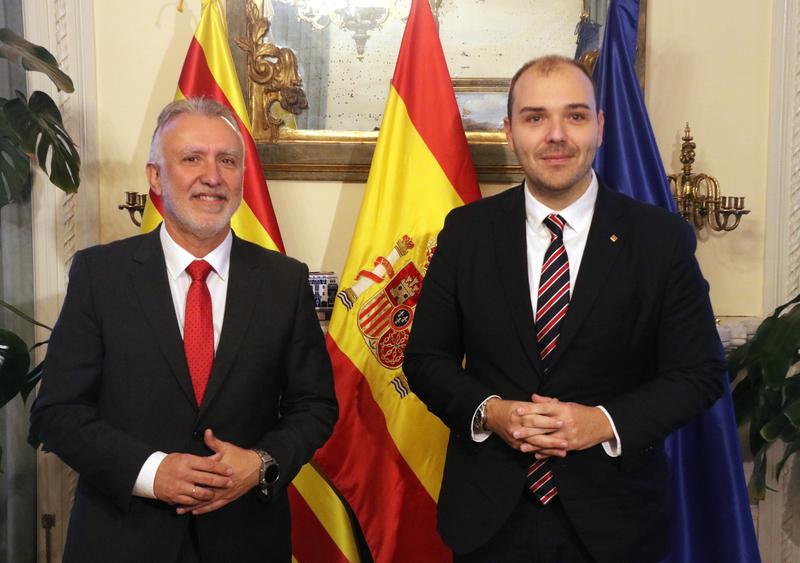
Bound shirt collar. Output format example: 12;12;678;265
159;224;233;281
524;170;599;235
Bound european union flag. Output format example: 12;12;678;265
590;1;760;561
574;15;600;60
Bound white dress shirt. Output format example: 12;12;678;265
472;171;621;457
132;225;233;498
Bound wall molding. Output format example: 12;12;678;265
22;0;98;560
766;0;800;312
762;1;800;561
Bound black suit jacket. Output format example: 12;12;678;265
404;183;725;562
31;229;338;563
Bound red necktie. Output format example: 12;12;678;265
184;260;214;405
527;213;570;505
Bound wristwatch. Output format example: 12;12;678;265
472;401;489;435
253;449;280;495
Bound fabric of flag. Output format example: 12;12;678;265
313;0;481;560
140;0;284;253
141;2;361;561
593;0;675;212
574;17;601;60
592;2;760;561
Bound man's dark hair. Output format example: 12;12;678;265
506;55;599;122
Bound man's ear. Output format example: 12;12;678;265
596;110;605;148
146;163;162;196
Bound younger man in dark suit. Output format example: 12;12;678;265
32;98;337;563
404;55;725;562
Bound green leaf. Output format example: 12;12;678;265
4;92;80;193
772;294;800;317
784;399;800;428
732;374;756;426
727;341;750;375
0;28;73;92
749;410;767;456
758;305;800;389
20;360;42;402
0;298;52;331
760;411;789;442
0;329;30;408
748;448;768;500
775;438;800;479
0;105;31;206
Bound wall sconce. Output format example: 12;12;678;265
668;123;749;232
118;191;147;227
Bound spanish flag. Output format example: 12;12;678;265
314;0;481;560
142;2;360;561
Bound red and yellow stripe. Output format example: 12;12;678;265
144;2;359;561
141;0;283;253
315;1;481;560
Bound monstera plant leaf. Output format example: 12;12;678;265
0;105;32;206
4;91;80;194
729;296;800;499
0;28;73;92
0;328;30;408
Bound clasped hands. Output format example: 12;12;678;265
153;428;261;516
484;394;613;459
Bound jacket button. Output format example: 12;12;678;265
192;430;203;441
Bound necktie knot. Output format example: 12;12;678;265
543;214;566;239
186;260;213;282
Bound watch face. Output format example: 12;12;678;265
264;462;280;485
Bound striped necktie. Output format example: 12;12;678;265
527;213;570;505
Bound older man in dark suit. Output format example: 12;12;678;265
404;55;725;562
31;98;337;563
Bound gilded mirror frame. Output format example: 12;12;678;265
226;0;647;183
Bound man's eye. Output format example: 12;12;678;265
183;155;199;162
569;113;587;121
527;115;543;123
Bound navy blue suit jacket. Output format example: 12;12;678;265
32;229;337;563
404;183;725;562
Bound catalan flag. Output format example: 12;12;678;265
140;0;283;252
314;0;481;560
141;2;361;561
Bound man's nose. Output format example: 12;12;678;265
200;160;222;185
544;119;566;143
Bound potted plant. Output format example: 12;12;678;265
0;28;80;460
727;295;800;499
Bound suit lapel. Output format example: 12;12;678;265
129;229;197;408
547;185;628;369
492;185;545;380
198;234;263;417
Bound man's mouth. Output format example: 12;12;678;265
192;193;227;202
540;153;575;162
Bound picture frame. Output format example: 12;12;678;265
226;0;646;183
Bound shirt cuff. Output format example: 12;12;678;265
471;395;501;442
596;406;622;457
132;451;168;498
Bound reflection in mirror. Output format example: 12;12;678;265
265;0;584;132
227;0;634;182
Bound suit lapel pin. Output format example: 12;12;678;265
610;234;619;242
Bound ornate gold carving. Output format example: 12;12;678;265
668;123;750;232
577;49;600;75
235;0;307;143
